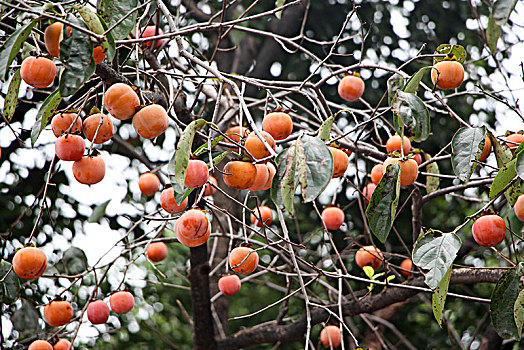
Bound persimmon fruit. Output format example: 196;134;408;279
338;74;365;102
146;242;168;262
51;113;82;137
229;246;259;274
204;176;218;196
321;207;344;230
176;209;210;239
479;136;492;162
138;172;160;196
53;339;73;350
262;163;277;191
13;246;47;280
262;111;293;140
400;258;413;278
514;194;524;221
29;340;53;350
44;300;73;327
244;131;276;162
363;183;376;201
371;164;384;185
505;133;524;154
386;135;411;155
355;246;383;270
383;157;418;187
82;113;115;144
248;164;270;192
225;126;248;150
223;161;257;190
431;61;464;90
320;325;341;348
86;300;109;324
132;104;169;139
160;187;188;214
141;26;164;49
472;214;506;247
55;135;85;161
92;46;105;64
328;147;349;178
185;159;209;188
72;154;105;185
44;22;63;58
109;291;134;314
218;274;241;296
21;56;57;89
175;223;210;247
413;153;422;166
103;83;140;120
250;206;273;227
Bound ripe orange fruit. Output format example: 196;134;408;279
386;135;411;155
400;258;412;278
138;172;160;196
413;153;422;166
51;113;82;137
355;246;383;270
132;104;169;139
176;209;210;239
21;57;57;89
383;157;418;187
72;154;105;185
103;83;140;120
185;159;209;188
229;246;259;274
250;206;273;227
225;126;248;151
262;163;276;191
244;131;276;162
159;187;188;214
174;218;211;247
363;183;376;201
55;135;85;161
320;325;341;348
92;45;106;64
44;300;73;327
262;111;293;140
328;147;349;178
321;207;344;230
13;246;47;280
479;136;492;162
248;164;270;192
146;242;168;262
431;61;464;90
141;26;164;49
338;74;365;102
505;133;524;154
44;22;63;58
514;194;524;221
223;161;257;190
82;113;115;144
29;340;53;350
204;176;218;196
218;274;241;296
53;339;73;350
109;291;134;314
472;214;506;247
86;300;109;324
370;164;384;185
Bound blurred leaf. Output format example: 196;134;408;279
194;135;225;156
169;119;207;194
275;0;285;19
432;266;451;326
451;127;486;182
395;91;430;142
366;162;400;243
99;0;139;40
75;5;105;33
492;0;518;25
0;260;20;304
317;116;334;142
490;263;524;340
31;90;62;146
0;21;35;80
59;247;88;275
363;266;375;279
486;14;502;53
87;199;111;223
412;230;461;289
403;66;431;94
434;44;467;64
387;73;404;106
514;289;524;340
12;301;39;334
4;69;21;121
59;16;96;96
212;151;231;167
424;153;440;194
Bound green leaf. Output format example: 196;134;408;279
432;266;452;326
169;119;207;194
514;148;524;181
275;0;285;19
489;158;517;201
433;44;467;64
31;90;62;146
212;151;231;167
59;16;96;97
424;153;440;194
317;116;334;142
395;91;430;142
4;69;21;121
58;247;88;275
451;127;486;182
490;263;524;340
403;66;431;94
490;131;513;168
387;74;404;106
486;14;502;53
0;260;20;304
514;289;524;340
194;135;225;156
87;199;111;223
75;5;105;34
412;230;461;289
365;162;400;243
99;0;139;40
363;266;375;279
280;141;298;215
0;21;35;80
12;301;39;334
492;0;518;26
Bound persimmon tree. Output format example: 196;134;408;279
1;0;524;349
